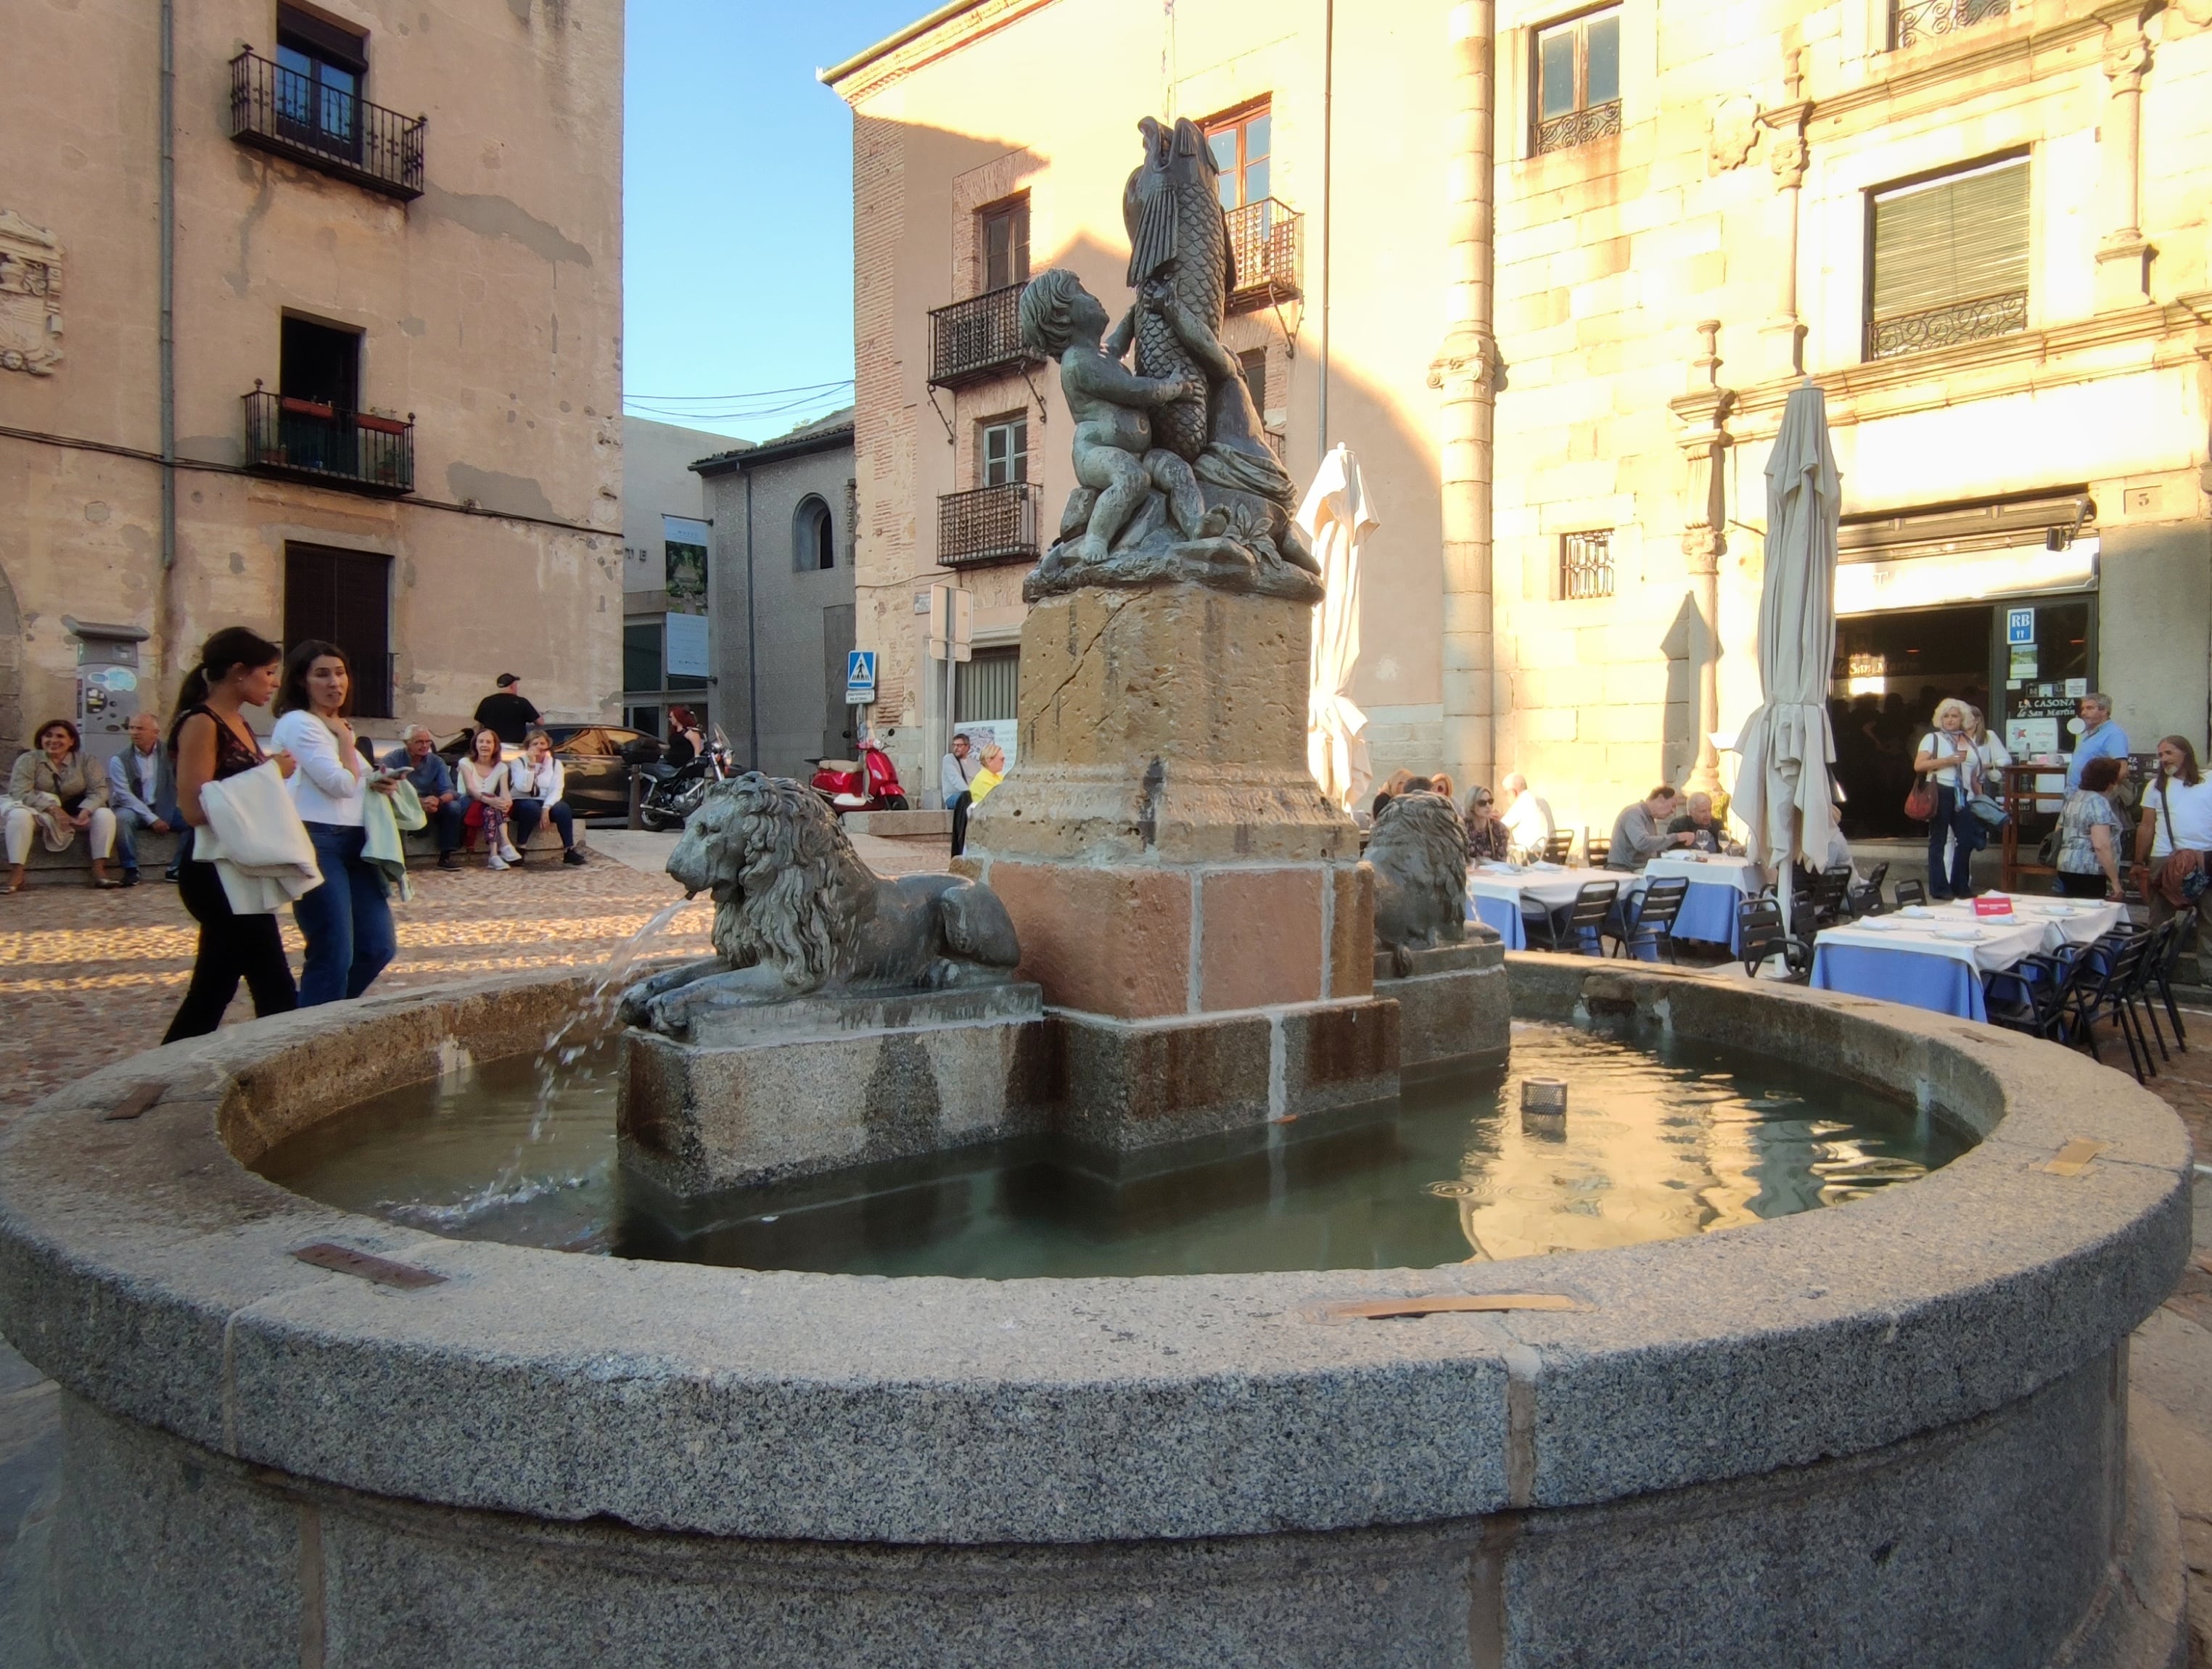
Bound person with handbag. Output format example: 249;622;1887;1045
1912;698;1981;901
2134;735;2212;976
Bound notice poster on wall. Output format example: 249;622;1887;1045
664;515;710;603
665;611;710;680
955;721;1018;774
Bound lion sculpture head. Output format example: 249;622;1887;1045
1368;790;1469;963
669;774;876;992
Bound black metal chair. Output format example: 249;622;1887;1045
1983;952;2080;1045
2150;915;2191;1052
1846;861;1891;919
1539;831;1575;865
1584;833;1612;869
1551;880;1620;956
2122;918;2181;1064
1893;878;1928;909
1613;877;1689;963
1738;894;1811;983
2063;933;2155;1082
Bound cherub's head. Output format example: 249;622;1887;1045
1019;269;1107;356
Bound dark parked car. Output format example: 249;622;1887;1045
437;725;662;820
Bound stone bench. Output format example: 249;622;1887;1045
11;812;583;885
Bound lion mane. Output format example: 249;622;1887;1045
1368;791;1469;964
691;775;878;989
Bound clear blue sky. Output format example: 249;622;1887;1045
622;1;925;442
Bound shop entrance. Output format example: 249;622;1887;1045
1829;594;2096;838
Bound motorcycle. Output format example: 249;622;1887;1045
808;732;909;814
635;729;734;831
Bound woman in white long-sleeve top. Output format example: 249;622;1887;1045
508;729;585;865
271;640;399;1005
456;728;519;869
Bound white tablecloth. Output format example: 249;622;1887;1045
1640;854;1764;893
1814;915;2050;974
1466;865;1624;949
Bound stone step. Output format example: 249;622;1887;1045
843;809;952;838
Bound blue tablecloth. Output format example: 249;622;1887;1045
1473;894;1526;949
1809;943;1988;1021
1666;878;1742;952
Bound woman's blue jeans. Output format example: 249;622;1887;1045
1927;786;1978;900
294;823;397;1006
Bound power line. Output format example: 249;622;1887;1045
622;377;853;402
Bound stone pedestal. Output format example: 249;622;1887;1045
1375;937;1510;1081
619;985;1047;1194
964;584;1374;1019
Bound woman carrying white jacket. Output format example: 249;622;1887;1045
508;729;585;865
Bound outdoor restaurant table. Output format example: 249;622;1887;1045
1632;853;1764;952
1808;898;2125;1022
1465;864;1621;949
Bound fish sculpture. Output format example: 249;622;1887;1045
1122;115;1235;463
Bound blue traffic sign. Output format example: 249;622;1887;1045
844;649;878;705
2006;608;2035;645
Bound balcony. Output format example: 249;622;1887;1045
1891;0;2010;49
228;49;425;201
243;387;415;495
1534;99;1622;156
937;482;1041;569
1225;198;1302;311
1864;290;2028;361
928;284;1038;390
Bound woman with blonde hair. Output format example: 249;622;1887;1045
1913;696;1981;900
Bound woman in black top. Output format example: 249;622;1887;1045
163;627;300;1042
666;706;704;770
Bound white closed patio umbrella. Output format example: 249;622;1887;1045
1731;382;1842;938
1299;444;1377;814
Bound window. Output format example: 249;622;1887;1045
1864;158;2029;360
284;544;392;717
955;646;1020;724
281;315;359;411
980;197;1030;292
794;495;835;572
274;3;366;161
982;417;1029;487
1533;9;1621;154
623;621;663;693
1560;530;1614;599
1206;102;1272;210
1238;350;1267;416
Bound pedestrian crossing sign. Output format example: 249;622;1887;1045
845;649;878;706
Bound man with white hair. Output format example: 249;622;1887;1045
1497;772;1555;856
379;725;464;867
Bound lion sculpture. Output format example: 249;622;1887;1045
617;774;1022;1037
1367;791;1471;973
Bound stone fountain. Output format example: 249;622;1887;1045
0;116;2190;1668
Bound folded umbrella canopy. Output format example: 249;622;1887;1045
1299;444;1378;814
1731;382;1842;935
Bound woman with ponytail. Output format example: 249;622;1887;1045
163;627;300;1042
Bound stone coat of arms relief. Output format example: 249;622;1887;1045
0;210;63;376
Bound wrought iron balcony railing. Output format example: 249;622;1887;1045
1891;0;2010;49
1225;198;1302;310
1534;99;1622;156
927;284;1038;390
228;49;426;201
1864;290;2028;360
937;482;1041;569
242;387;416;495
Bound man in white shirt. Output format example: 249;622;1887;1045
1497;772;1555;857
941;731;978;857
2136;733;2212;976
105;712;176;886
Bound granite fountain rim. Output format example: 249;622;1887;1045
0;953;2187;1546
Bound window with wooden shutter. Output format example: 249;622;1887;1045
981;197;1029;293
284;543;392;717
1864;158;2029;360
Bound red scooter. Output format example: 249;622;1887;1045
808;733;909;813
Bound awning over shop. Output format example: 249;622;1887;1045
1834;537;2098;616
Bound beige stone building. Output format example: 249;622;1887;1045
1;0;623;764
828;0;2211;841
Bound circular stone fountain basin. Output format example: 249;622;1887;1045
257;1020;1970;1275
0;955;2189;1668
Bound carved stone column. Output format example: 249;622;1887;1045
1756;51;1812;379
1669;322;1735;796
1428;0;1498;796
2093;0;2162;311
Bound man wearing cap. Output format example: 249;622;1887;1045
474;673;542;746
